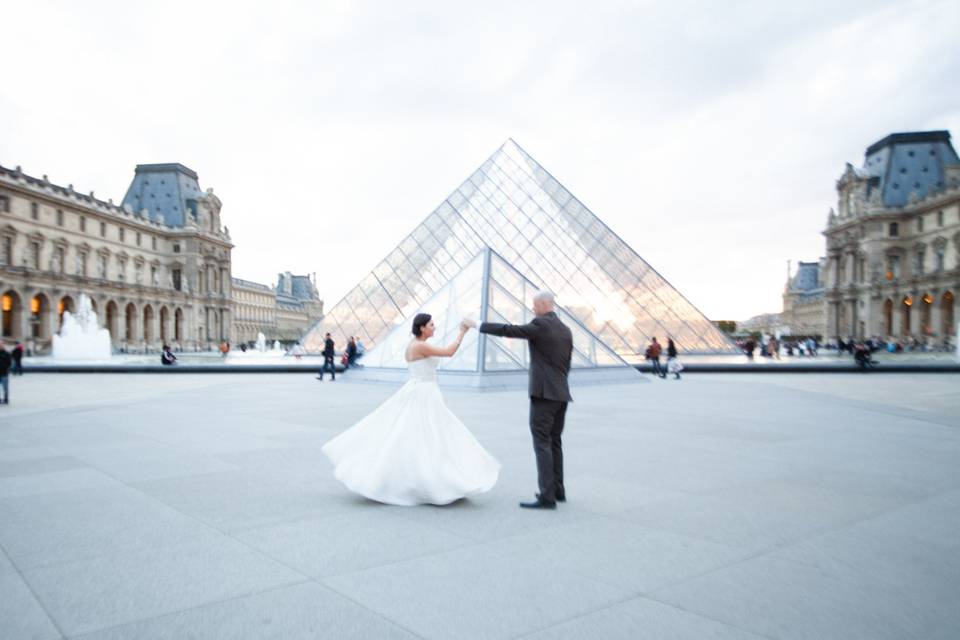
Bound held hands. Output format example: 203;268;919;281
459;319;477;332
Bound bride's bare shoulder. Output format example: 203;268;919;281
405;339;424;362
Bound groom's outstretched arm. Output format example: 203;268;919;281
479;317;543;341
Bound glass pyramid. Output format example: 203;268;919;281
304;139;735;358
359;247;630;372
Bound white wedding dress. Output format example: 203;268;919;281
322;356;501;506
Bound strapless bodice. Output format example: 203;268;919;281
407;356;439;382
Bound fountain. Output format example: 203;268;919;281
225;331;291;364
51;294;112;360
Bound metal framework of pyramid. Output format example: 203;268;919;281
350;247;641;388
361;247;629;369
304;139;735;359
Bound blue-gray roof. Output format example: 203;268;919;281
790;262;820;292
862;131;960;208
121;163;206;227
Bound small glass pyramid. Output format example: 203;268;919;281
305;139;735;358
359;247;631;372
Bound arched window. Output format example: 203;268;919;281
883;299;893;336
901;296;913;335
943;292;955;337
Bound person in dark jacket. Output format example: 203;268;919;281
346;337;358;367
317;333;336;381
11;341;23;375
480;291;572;510
160;345;177;365
0;340;11;404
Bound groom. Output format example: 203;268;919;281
480;291;573;510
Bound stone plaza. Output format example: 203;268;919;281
1;371;959;639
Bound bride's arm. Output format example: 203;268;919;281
410;325;470;358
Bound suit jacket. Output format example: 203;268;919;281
480;311;573;402
323;338;335;358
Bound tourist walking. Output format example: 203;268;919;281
767;336;779;359
317;333;336;381
647;337;664;378
346;337;358;368
11;341;23;375
666;338;682;380
0;340;10;404
323;314;499;505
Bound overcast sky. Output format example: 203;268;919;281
3;0;959;320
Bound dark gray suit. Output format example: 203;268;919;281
480;311;573;504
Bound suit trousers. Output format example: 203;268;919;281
529;397;567;503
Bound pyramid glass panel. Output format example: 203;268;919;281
358;248;631;373
304;140;736;358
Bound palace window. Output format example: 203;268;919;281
80;216;86;232
78;251;88;276
1;236;11;265
136;232;142;247
151;236;157;250
119;228;125;242
0;195;9;213
917;216;924;232
100;222;107;237
54;246;65;273
172;268;182;291
173;242;181;253
936;246;945;272
30;241;40;269
885;255;901;281
938;210;945;226
888;222;899;237
30;202;38;220
98;254;108;278
56;209;64;226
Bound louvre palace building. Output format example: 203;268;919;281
0;162;233;353
784;130;960;344
231;271;324;345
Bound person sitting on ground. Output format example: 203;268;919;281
161;345;178;365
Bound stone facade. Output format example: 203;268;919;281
231;278;277;345
230;272;323;345
0;163;232;353
821;131;959;345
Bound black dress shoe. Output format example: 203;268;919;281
537;492;565;503
520;499;556;510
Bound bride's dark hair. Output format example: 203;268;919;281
411;313;432;337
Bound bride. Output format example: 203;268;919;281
322;313;501;506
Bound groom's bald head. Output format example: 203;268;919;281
532;291;555;316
